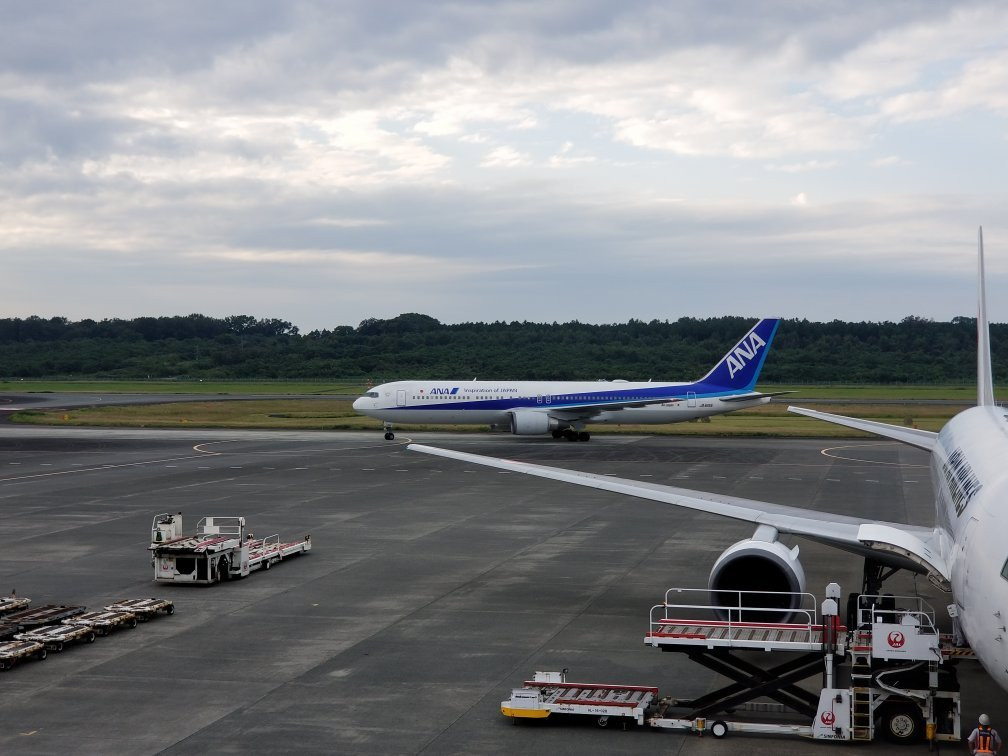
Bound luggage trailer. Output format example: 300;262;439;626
149;513;311;584
503;583;962;745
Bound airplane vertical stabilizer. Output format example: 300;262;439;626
696;318;780;393
977;227;996;407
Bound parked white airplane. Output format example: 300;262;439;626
353;318;782;440
408;229;1008;694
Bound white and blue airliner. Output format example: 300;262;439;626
353;318;782;440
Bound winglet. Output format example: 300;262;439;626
698;318;780;392
977;227;996;407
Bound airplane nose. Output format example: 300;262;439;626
352;397;364;410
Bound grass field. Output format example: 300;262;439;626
2;381;969;437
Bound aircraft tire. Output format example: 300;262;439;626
384;431;395;440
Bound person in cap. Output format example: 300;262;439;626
968;714;1002;755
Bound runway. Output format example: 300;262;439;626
0;426;1002;754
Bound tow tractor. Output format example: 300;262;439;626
149;513;311;584
502;583;962;745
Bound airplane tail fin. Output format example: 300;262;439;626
977;227;996;407
697;318;780;393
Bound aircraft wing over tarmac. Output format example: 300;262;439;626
355;318;785;441
410;228;1008;694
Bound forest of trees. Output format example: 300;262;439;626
0;312;999;383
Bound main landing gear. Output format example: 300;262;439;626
552;429;590;442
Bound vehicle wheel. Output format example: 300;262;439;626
264;558;271;570
578;431;590;441
166;604;175;615
54;642;64;653
384;431;394;440
551;430;563;439
596;716;608;728
37;647;47;660
129;616;138;629
880;704;924;743
218;556;230;582
0;660;7;671
710;720;728;738
86;631;96;643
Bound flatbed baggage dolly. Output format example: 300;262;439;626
64;610;138;636
0;595;30;616
2;604;86;630
105;598;174;620
502;671;658;728
15;623;97;652
0;639;47;670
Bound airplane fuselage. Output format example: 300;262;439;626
932;405;1008;690
353;379;771;428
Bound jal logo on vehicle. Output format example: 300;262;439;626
429;387;460;395
820;711;836;726
726;332;767;378
887;631;906;649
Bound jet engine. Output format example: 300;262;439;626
509;410;561;435
707;526;806;622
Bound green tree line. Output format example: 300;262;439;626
0;312;999;383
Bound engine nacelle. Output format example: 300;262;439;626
509;410;560;435
708;531;807;623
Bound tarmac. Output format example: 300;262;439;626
0;424;1004;754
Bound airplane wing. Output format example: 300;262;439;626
407;442;950;589
720;390;793;403
787;406;938;452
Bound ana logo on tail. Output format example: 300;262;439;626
727;332;767;379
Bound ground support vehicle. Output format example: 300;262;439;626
503;583;963;746
0;640;46;670
15;623;97;652
64;610;138;636
501;671;657;728
105;598;174;620
149;513;312;584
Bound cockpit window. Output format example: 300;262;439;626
364;391;379;398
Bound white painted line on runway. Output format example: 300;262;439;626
820;442;928;468
826;478;841;482
749;476;763;480
0;452;229;483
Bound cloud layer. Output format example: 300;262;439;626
2;1;1007;329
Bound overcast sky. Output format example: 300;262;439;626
3;1;1008;331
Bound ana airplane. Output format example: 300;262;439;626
407;229;1008;694
353;318;782;441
